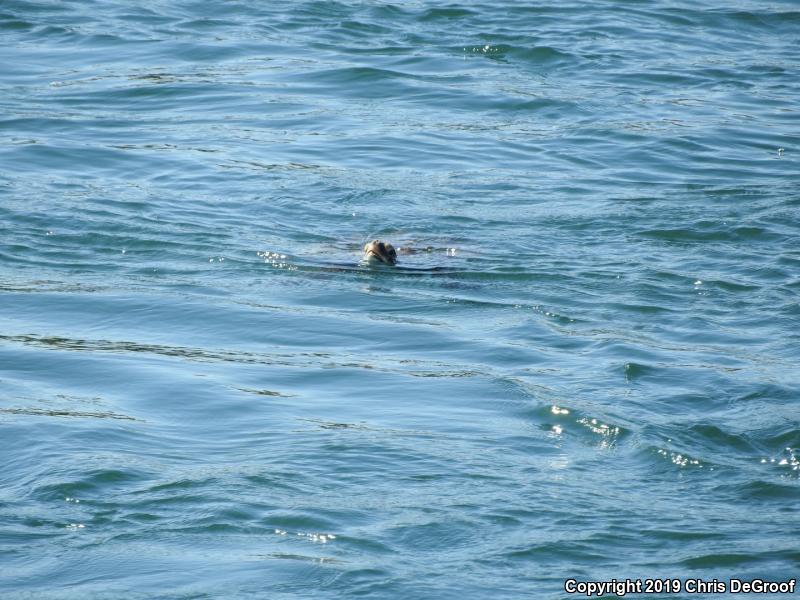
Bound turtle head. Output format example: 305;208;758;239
363;239;397;266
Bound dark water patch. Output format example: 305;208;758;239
123;512;162;524
485;95;578;115
682;549;798;570
759;426;800;451
176;18;239;32
0;526;60;545
712;9;800;31
0;333;311;369
418;7;476;22
406;369;481;379
610;70;709;88
637;225;783;244
309;42;414;57
335;19;395;37
0;15;32;31
700;278;760;293
728;480;800;501
50;83;247;113
136;477;220;496
300;419;368;431
623;361;656;382
642;528;724;542
294;66;422;86
512;45;579;66
386;518;479;552
502;540;608;565
240;473;310;495
165;522;253;535
686;424;760;454
606;301;675;315
1;142;138;172
237;387;294;398
0;407;138;421
33;469;152;502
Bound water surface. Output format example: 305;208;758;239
1;1;799;598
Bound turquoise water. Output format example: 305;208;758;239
1;1;799;598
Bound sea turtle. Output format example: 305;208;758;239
362;239;398;266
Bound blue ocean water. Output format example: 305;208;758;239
1;1;799;598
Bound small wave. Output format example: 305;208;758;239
710;9;800;30
516;45;577;65
623;361;656;382
299;66;420;85
637;225;783;244
681;549;797;570
0;16;32;31
418;8;476;22
34;468;150;502
733;479;800;501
